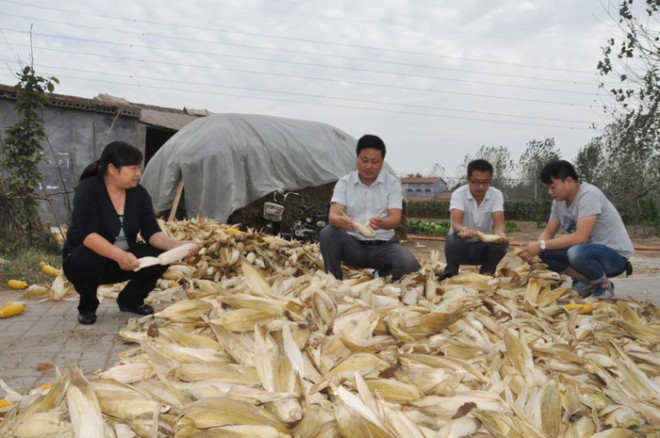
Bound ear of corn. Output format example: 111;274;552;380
7;280;28;290
0;301;26;318
563;303;594;314
39;261;60;277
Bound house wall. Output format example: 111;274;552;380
0;99;141;225
402;179;449;198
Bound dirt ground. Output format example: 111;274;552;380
403;221;660;276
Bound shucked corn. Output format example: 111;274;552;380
39;261;60;277
7;280;28;290
0;301;25;318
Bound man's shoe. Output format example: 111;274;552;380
571;278;597;297
119;304;154;315
78;313;97;325
592;281;615;299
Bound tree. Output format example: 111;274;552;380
517;138;561;196
0;65;59;244
597;0;659;168
515;138;561;225
573;138;606;187
600;118;659;223
455;145;515;191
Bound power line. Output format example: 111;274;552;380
0;0;597;74
0;60;592;130
0;26;598;98
0;11;598;87
1;41;596;109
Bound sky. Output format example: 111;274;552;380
0;0;632;180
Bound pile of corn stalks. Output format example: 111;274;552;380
1;217;658;437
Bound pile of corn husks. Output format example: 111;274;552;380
1;217;659;437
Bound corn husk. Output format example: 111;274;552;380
3;217;656;437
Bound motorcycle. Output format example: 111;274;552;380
262;189;328;242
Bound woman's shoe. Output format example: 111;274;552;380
78;313;97;325
119;304;154;315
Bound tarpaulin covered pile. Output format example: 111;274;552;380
142;113;394;222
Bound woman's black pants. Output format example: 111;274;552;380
63;243;168;315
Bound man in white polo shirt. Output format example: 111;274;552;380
319;134;420;281
441;159;509;280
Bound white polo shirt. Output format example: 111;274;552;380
331;170;402;241
449;184;504;238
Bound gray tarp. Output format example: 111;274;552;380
141;113;394;223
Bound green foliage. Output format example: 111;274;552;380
596;0;659;228
518;138;561;200
406;200;451;219
0;225;61;285
407;218;520;236
0;65;59;245
598;0;659;139
407;219;450;236
406;199;548;222
574;138;606;187
456;145;515;191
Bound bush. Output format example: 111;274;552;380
407;219;450;236
407;199;549;222
407;218;520;236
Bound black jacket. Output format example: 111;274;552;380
63;175;161;257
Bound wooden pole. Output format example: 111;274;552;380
168;177;184;222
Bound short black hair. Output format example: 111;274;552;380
356;134;386;158
467;159;493;177
540;160;578;184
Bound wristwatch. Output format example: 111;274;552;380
539;240;547;251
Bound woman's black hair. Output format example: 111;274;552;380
80;141;143;182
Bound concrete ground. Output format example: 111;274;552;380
0;275;658;397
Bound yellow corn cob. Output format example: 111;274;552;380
39;261;60;277
224;227;243;235
7;280;28;290
0;301;26;318
0;399;13;408
563;304;594;314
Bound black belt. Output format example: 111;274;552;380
358;239;387;246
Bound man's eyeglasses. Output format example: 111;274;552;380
469;179;491;186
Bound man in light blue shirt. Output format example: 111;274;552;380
441;159;509;280
319;134;420;281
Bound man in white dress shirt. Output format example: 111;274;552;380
319;134;420;281
441;159;509;280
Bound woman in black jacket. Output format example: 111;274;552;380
63;141;197;325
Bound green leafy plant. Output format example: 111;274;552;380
0;65;59;245
505;221;520;233
408;218;519;236
407;219;451;236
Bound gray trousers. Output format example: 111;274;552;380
444;232;508;276
319;225;420;281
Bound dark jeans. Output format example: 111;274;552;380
63;243;168;315
540;244;628;282
444;232;508;276
319;225;420;281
